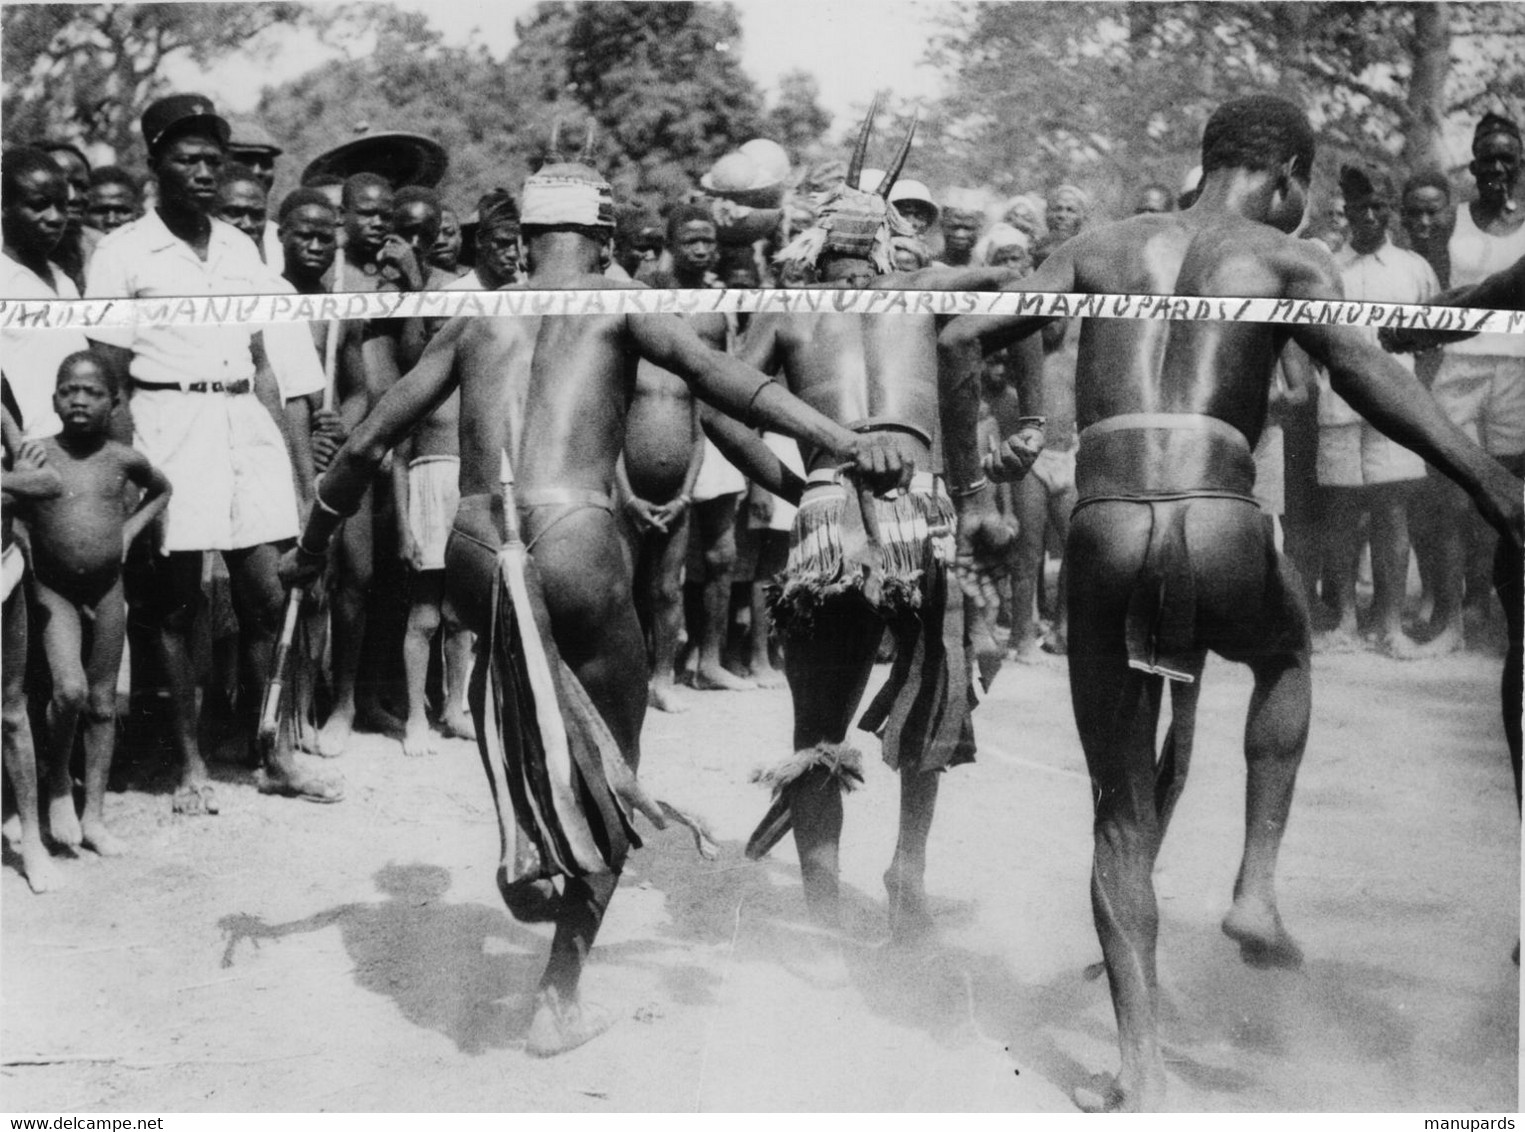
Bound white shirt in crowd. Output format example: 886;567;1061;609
83;210;318;553
0;254;88;439
1447;204;1525;358
1318;236;1439;427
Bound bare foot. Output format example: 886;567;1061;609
1222;895;1304;968
1040;628;1069;656
1073;1071;1164;1113
525;987;614;1058
884;864;935;945
1007;637;1048;665
17;838;60;893
1410;620;1465;659
256;764;343;804
317;706;354;758
80;818;127;857
1375;628;1427;660
47;795;82;850
401;718;437;758
294;713;321;755
172;782;220;816
693;664;755;692
439;709;477;742
1312;628;1362;655
747;663;786;689
648;682;689;714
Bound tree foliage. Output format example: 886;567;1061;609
927;1;1525;215
259;2;821;214
2;3;303;162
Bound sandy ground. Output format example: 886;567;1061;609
1;644;1518;1113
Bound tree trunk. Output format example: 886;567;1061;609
1405;2;1451;173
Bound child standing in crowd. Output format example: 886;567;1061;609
26;351;170;856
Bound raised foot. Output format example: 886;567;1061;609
1073;1072;1165;1113
172;782;220;816
525;988;614;1058
47;795;83;850
498;873;563;923
17;838;61;893
439;709;477;742
401;718;438;758
1222;897;1304;968
80;818;127;857
647;682;689;714
693;664;755;692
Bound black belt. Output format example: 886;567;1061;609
133;379;252;395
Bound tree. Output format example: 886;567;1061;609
928;2;1525;216
2;3;304;162
557;2;767;189
765;70;834;163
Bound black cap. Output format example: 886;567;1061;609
141;94;230;153
1474;112;1522;152
1339;163;1395;205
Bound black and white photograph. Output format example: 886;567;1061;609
1;0;1522;1114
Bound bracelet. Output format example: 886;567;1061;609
951;477;990;498
313;492;343;519
678;494;693;507
743;380;775;426
296;535;327;558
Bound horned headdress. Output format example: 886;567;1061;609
519;119;617;230
775;95;919;275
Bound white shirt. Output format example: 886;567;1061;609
1319;239;1439;427
0;254;89;438
84;210;275;389
1447;204;1525;357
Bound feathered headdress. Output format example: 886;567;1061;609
775;96;918;275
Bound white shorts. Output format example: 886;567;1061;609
1316;421;1425;488
132;388;298;553
693;436;746;502
1431;352;1525;458
407;455;461;571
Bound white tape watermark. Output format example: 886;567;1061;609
0;287;1519;335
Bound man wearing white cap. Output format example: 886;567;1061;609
280;128;916;1057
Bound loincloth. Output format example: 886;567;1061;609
769;469;955;635
517;487;615;553
406;455;462;571
1;542;24;605
768;470;976;777
455;493;718;903
1073;413;1288;682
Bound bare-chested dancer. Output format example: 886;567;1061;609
2;398;62;892
28;353;170;858
940;94;1524;1113
738;105;1044;943
279;138;913;1056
